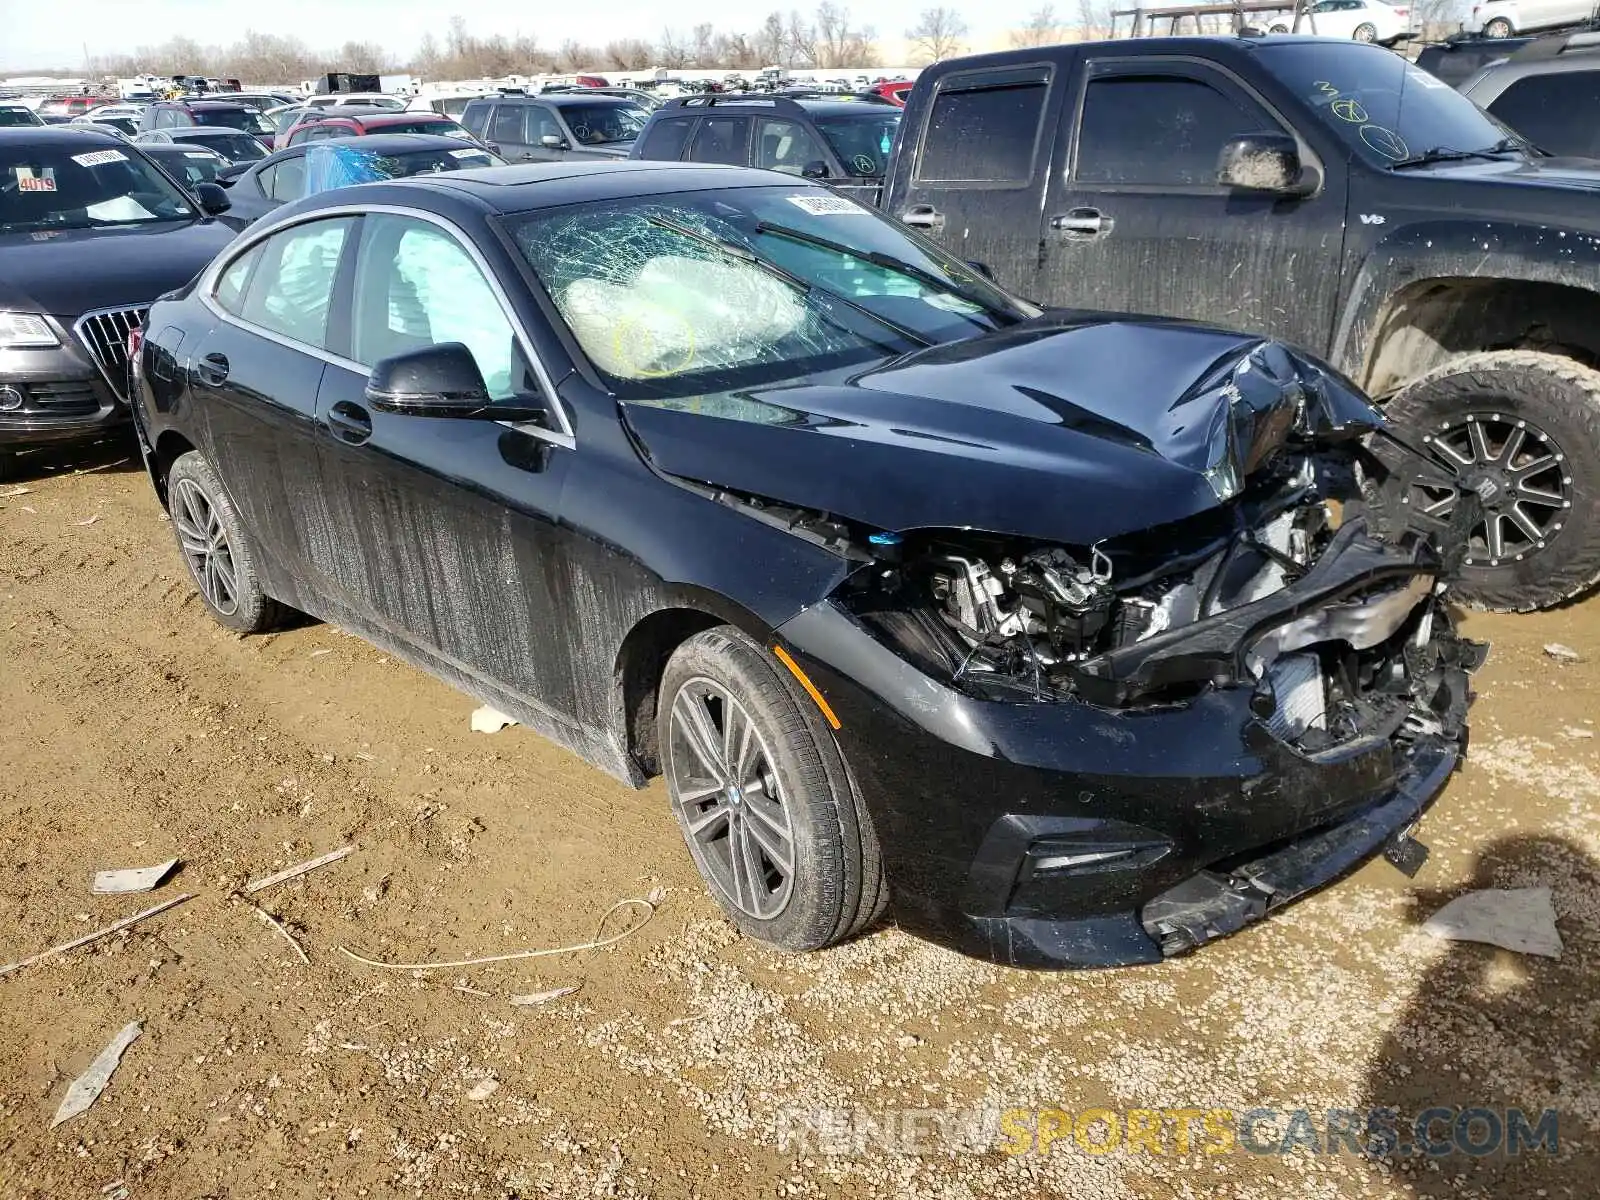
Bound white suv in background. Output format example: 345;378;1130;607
1468;0;1596;36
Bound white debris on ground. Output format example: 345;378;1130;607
470;705;519;733
91;858;179;895
51;1022;142;1128
1543;642;1582;662
1423;887;1565;958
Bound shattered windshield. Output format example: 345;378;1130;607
1257;42;1521;165
0;144;194;233
814;113;901;176
509;185;1034;399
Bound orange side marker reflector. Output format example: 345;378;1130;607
772;645;842;730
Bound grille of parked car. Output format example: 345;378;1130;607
74;306;149;402
25;380;102;417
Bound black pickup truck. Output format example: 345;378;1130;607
883;36;1600;612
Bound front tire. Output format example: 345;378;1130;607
1368;351;1600;612
166;451;285;634
658;625;885;952
1353;21;1378;40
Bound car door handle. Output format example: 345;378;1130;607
899;204;945;232
194;352;229;386
1051;209;1114;239
326;400;372;446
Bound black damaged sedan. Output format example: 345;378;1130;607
131;162;1484;968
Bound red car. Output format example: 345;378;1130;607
282;110;485;148
39;94;119;120
872;81;913;106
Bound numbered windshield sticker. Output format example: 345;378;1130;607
71;148;128;168
14;166;57;192
787;194;865;216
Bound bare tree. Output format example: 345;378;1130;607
604;39;655;70
658;27;692;68
754;12;787;64
1076;0;1117;39
1010;4;1061;47
907;6;969;62
556;40;602;71
336;41;392;72
812;2;878;68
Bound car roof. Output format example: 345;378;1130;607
486;93;641;108
340;112;456;124
0;126;123;147
332;160;797;215
258;132;488;161
144;142;223;156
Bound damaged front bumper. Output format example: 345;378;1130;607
774;520;1486;969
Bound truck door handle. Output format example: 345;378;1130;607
1052;208;1114;239
899;204;945;232
326;400;373;446
194;352;229;386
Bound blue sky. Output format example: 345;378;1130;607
0;0;1020;71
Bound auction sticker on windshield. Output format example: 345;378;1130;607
71;148;127;167
14;167;56;192
788;194;866;216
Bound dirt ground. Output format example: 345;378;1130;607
2;436;1597;1200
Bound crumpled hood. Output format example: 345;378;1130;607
0;220;236;317
621;313;1381;546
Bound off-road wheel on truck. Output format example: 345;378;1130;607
167;450;287;634
658;625;886;952
1367;350;1600;612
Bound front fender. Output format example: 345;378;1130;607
1330;219;1600;391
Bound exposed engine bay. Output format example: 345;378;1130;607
840;448;1484;752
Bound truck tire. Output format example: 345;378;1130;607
1368;350;1600;612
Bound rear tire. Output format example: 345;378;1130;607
1483;17;1513;36
166;450;286;634
1353;21;1378;40
1367;351;1600;612
657;625;886;952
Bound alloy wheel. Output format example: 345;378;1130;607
172;476;240;615
667;677;796;920
1408;412;1572;568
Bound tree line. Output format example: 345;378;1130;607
82;6;900;81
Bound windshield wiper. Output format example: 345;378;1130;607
753;220;1007;317
1389;140;1527;170
644;215;931;346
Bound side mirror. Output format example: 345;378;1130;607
965;260;995;280
1217;133;1313;196
192;181;231;215
540;133;568;148
365;343;549;422
801;159;831;179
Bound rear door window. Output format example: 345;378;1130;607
915;66;1051;184
754;118;828;174
688;115;751;165
638;115;695;160
232;217;356;351
1486;70;1600;158
491;104;528;146
461;102;491;136
259;156;306;202
1074;71;1279;188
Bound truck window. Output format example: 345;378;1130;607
689;115;750;165
1486;71;1600;159
916;67;1050;184
1075;75;1275;187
